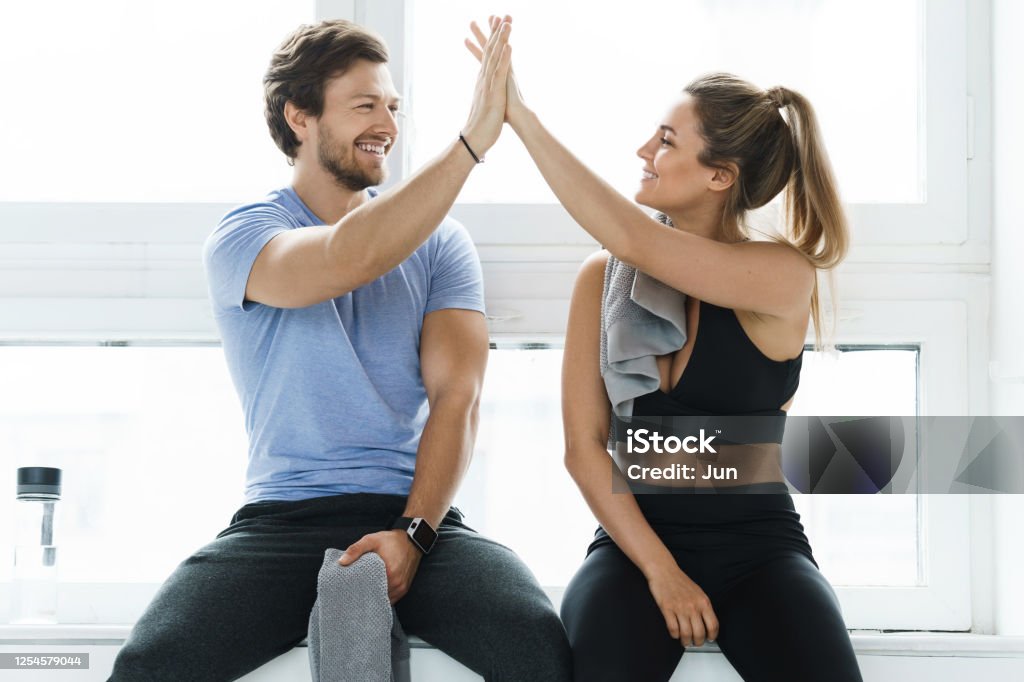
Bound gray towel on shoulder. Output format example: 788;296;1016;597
599;216;689;429
308;549;411;682
599;254;688;418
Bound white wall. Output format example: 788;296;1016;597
990;0;1024;637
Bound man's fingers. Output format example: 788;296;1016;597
477;22;499;82
464;37;483;63
483;22;509;81
339;537;375;565
470;20;487;48
482;17;503;59
338;544;361;565
490;44;511;92
387;583;408;606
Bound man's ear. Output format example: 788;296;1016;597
284;101;309;144
708;163;738;192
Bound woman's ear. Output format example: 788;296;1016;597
708;163;738;192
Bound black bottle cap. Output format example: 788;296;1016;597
16;467;62;500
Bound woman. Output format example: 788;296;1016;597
468;16;863;682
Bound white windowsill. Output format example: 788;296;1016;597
2;624;1024;658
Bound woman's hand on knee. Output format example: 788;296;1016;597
646;565;720;647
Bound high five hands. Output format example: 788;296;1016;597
460;15;513;160
464;15;530;130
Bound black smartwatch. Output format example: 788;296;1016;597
389;516;437;555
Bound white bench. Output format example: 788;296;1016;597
3;625;1024;681
240;637;484;681
237;637;749;681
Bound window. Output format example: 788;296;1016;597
460;347;923;589
0;345;246;591
0;0;310;204
393;0;969;246
788;348;920;588
460;340;971;631
410;0;922;205
0;342;942;626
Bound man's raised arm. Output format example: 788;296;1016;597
246;22;512;309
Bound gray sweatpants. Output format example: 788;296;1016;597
108;493;572;681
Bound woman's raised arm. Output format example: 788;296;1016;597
465;18;814;319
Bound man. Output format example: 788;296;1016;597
108;18;571;681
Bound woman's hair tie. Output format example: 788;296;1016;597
766;86;789;109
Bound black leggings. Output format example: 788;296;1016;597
560;497;863;682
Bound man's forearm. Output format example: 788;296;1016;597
403;396;481;529
325;140;479;289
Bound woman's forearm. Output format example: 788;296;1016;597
566;445;679;580
511;110;652;261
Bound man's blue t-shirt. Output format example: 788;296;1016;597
202;187;485;504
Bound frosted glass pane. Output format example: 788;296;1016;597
0;1;311;203
410;0;921;204
789;348;917;416
0;346;248;583
464;347;921;587
791;348;921;586
455;348;594;586
0;345;919;588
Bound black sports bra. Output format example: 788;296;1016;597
630;299;803;441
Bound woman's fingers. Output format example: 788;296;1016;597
661;607;679;640
676;613;692;647
704;606;720;642
663;604;718;647
688;610;708;646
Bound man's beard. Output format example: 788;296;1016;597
317;125;387;191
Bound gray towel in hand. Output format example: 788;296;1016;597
308;549;411;682
599;218;689;434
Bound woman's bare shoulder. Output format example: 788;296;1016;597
576;249;611;290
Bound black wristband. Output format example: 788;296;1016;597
459;133;484;163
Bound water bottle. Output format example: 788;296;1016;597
10;466;62;624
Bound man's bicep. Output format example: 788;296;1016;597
424;223;485;316
245;225;364;309
203;211;289;314
419;308;489;405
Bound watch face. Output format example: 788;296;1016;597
409;519;437;552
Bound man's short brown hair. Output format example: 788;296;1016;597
263;20;389;163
